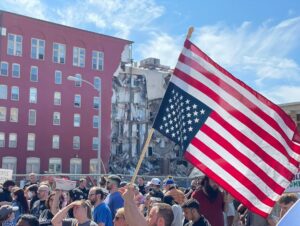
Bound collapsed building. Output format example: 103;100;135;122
110;58;192;176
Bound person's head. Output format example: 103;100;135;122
190;179;198;191
25;184;38;199
45;192;56;209
106;175;121;192
16;214;39;226
147;203;174;226
99;176;107;188
201;176;220;200
79;178;87;188
163;178;175;191
0;205;18;223
72;200;92;221
37;184;50;200
88;187;105;206
137;177;145;186
12;187;29;213
114;208;128;226
28;173;37;183
181;199;200;222
150;178;161;190
3;180;15;192
278;193;298;218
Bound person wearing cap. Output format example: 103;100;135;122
164;179;185;205
0;204;19;226
52;200;97;226
30;184;49;218
88;187;112;226
149;178;164;201
104;175;124;219
76;178;89;200
0;180;15;202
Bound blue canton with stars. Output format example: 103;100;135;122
153;82;213;151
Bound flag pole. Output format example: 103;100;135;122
130;27;194;185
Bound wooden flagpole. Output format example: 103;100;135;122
130;27;194;185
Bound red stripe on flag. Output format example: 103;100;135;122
183;39;296;133
174;68;299;168
184;151;270;217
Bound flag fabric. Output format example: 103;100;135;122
152;38;300;217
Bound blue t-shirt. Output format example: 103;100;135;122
93;202;113;226
104;192;124;219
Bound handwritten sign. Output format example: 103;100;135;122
0;169;13;184
54;178;76;191
285;173;300;193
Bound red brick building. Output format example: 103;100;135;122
0;11;131;174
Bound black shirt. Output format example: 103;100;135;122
184;215;211;226
39;209;54;226
31;200;47;218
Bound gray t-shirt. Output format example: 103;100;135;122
62;218;98;226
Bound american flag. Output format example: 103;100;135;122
153;39;300;217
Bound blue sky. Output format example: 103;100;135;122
1;0;300;104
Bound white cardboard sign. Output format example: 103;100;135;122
54;178;76;191
0;169;13;184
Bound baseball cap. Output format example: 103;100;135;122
150;178;161;186
163;178;174;185
0;205;19;220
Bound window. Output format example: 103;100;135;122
8;133;17;148
74;114;80;127
30;66;38;82
0;85;8;99
12;63;20;78
0;107;7;121
54;92;61;105
92;51;104;71
29;87;37;103
53;112;61;125
73;136;80;150
26;157;40;174
52;135;60;149
74;74;82;87
55;70;62;84
28;109;36;125
7;33;22;56
94;77;101;90
49;158;62;173
0;133;4;147
53;43;66;64
27;133;35;151
74;94;81;107
92;137;99;150
2;157;17;174
93;115;99;128
10;108;18;122
11;86;19;101
31;38;45;60
73;47;85;67
93;96;100;109
70;158;82;175
0;62;8;76
89;159;98;174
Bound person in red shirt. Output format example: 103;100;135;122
191;176;225;226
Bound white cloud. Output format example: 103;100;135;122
263;86;300;104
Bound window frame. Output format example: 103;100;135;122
7;33;23;56
53;43;66;64
0;61;8;76
31;38;45;60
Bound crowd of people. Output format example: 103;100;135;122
0;173;298;226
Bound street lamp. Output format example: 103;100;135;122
67;75;102;184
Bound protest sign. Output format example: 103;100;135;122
0;169;13;184
285;172;300;193
54;178;76;190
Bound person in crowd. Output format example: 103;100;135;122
184;180;199;200
77;178;89;200
0;180;15;202
30;184;49;218
16;214;39;226
39;191;62;226
11;187;29;224
137;176;146;195
23;173;38;189
100;177;107;189
149;178;164;201
123;185;174;226
191;176;225;226
113;208;128;226
163;178;185;205
278;193;298;219
163;195;184;226
105;175;124;219
0;204;19;226
24;184;39;210
51;200;97;226
245;210;277;226
88;186;112;226
181;199;211;226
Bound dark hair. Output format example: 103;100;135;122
17;214;39;226
200;176;209;187
181;199;200;210
94;187;105;200
153;203;174;226
138;176;145;180
278;193;298;204
3;180;15;189
46;192;55;209
26;184;38;194
108;175;121;186
163;195;175;206
13;188;29;213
